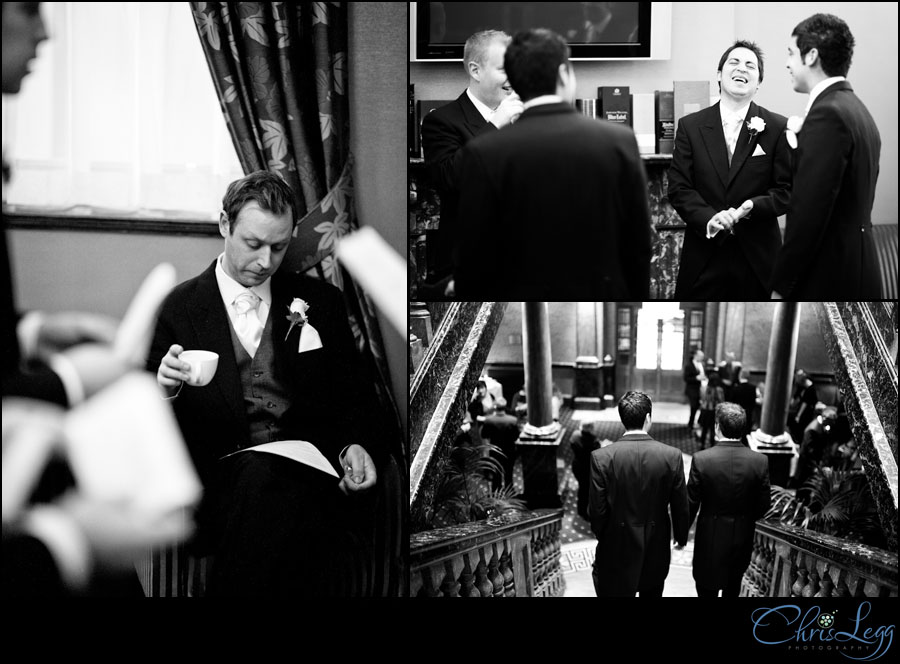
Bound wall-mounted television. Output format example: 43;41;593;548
411;2;671;62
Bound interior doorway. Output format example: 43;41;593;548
632;302;685;402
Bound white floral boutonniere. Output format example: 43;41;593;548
785;115;804;150
746;116;766;143
284;298;309;341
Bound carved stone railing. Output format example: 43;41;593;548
741;520;898;598
409;302;508;531
410;509;565;597
815;302;898;550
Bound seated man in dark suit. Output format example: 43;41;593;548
149;171;381;596
420;29;523;297
455;28;652;299
668;40;791;299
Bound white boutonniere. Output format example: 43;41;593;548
785;115;804;149
746;116;766;143
284;298;309;341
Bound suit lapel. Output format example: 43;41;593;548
187;264;246;430
457;90;493;136
270;274;294;373
727;102;758;186
699;103;730;188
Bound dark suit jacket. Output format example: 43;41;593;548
421;90;498;277
1;225;67;405
147;263;377;537
589;432;689;596
687;440;770;588
668;102;791;297
455;102;652;299
770;81;882;298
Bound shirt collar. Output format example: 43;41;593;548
466;88;495;123
622;430;646;436
523;94;563;110
214;253;272;309
806;76;846;114
719;102;751;126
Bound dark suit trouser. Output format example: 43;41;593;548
592;575;664;597
686;385;700;427
683;236;770;300
208;452;349;597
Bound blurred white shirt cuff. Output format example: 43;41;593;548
17;310;45;359
22;504;93;593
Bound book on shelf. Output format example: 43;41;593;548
409;84;417;157
655;90;675;154
598;86;631;126
632;92;656;154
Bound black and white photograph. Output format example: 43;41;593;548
3;2;407;598
409;2;897;301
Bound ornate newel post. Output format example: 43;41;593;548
518;302;562;508
750;302;801;486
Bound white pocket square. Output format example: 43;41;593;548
752;144;766;157
298;323;323;353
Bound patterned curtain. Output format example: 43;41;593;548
190;2;402;463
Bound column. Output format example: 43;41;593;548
750;302;801;487
601;303;617;406
518;302;562;509
703;302;718;359
409;301;433;348
575;302;601;410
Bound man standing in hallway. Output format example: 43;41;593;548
688;403;770;597
683;348;706;432
420;30;523;298
770;13;882;299
589;391;689;597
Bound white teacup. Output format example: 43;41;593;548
180;350;219;387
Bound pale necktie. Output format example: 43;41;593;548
233;290;263;358
724;116;741;165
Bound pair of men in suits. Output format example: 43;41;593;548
421;29;523;297
688;403;770;597
454;28;653;300
770;13;882;299
150;171;380;596
590;391;689;597
668;40;791;299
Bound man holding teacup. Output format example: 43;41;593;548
149;170;381;597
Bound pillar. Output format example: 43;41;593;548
517;302;562;509
575;302;602;410
750;302;802;487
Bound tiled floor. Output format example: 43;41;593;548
512;403;705;597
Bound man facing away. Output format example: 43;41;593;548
149;171;381;596
688;403;770;597
770;13;882;299
590;391;689;597
454;28;652;300
420;30;523;297
668;40;791;300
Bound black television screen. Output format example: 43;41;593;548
412;2;668;61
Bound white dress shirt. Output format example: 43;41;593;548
466;88;495;123
805;76;846;114
214;253;271;354
719;102;750;160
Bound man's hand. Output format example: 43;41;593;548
706;209;737;237
771;291;784;300
339;444;377;494
156;344;191;396
35;312;119;360
491;93;524;128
